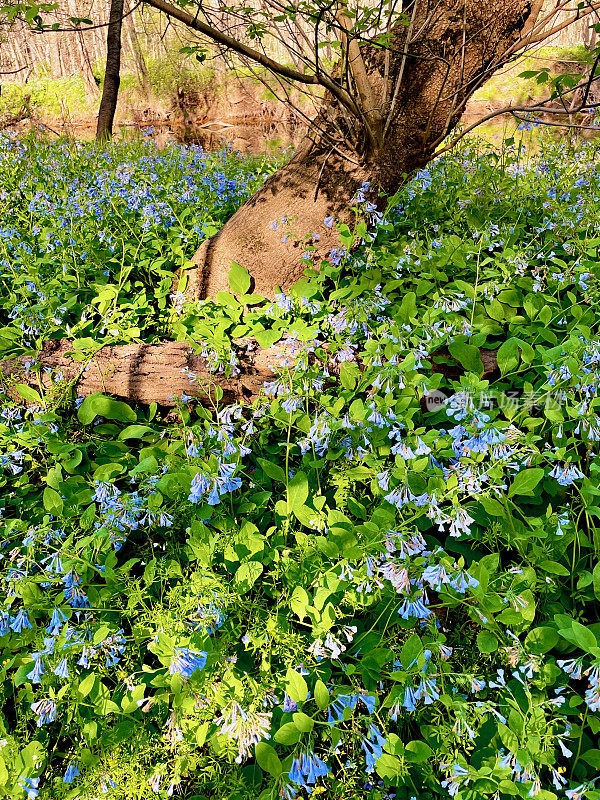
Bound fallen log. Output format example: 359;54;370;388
0;338;501;408
0;339;287;407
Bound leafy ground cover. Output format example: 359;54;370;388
1;133;600;800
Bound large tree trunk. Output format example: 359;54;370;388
186;0;536;299
96;0;124;139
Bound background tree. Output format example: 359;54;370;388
139;0;600;298
96;0;124;138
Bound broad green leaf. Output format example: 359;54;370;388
254;742;281;778
477;630;498;654
43;487;63;516
288;471;309;514
593;562;600;601
570;621;598;653
290;586;310;621
15;383;42;404
497;338;520;375
234;561;263;593
314;680;329;711
400;633;423;668
581;749;600;768
405;741;433;762
228;261;252;295
292;712;314;732
285;667;308;703
78;673;96;698
257;458;286;483
118;425;155;440
78;393;136;425
524;626;558;654
399;291;417;322
508;468;544;498
376;754;403;779
448;342;484;375
273;723;302;745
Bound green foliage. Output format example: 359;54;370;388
1;132;600;800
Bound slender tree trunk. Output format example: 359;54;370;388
185;0;538;300
96;0;124;139
124;3;150;100
71;0;100;100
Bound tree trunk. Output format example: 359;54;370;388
124;0;151;100
96;0;124;139
185;0;537;300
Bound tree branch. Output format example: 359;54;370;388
520;0;600;47
433;80;600;159
336;7;383;147
141;0;361;116
0;340;287;407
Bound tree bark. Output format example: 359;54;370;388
0;339;287;407
184;0;538;300
0;339;500;408
96;0;124;139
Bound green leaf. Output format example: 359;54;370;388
118;425;155;440
273;722;301;745
538;560;569;576
288;471;309;514
405;741;433;762
290;586;309;621
524;627;559;654
508;468;544;498
400;633;423;668
15;383;42;404
448;342;484;375
376;754;403;779
43;487;63;516
257;458;286;483
229;261;252;295
285;667;308;703
477;630;498;654
570;621;598;653
581;749;600;768
78;393;136;425
254;742;281;778
593;562;600;601
399;291;417;323
339;362;360;390
78;673;96;698
234;561;263;593
292;712;314;732
480;497;506;517
497;338;520;375
254;329;282;348
314;680;329;711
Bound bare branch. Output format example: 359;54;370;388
142;0;361;116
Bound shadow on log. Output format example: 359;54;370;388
0;339;290;407
0;338;501;409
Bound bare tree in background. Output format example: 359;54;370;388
96;0;124;138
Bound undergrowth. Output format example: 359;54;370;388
0;132;600;800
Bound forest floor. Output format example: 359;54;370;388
1;127;600;800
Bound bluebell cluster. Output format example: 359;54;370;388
3;135;600;799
